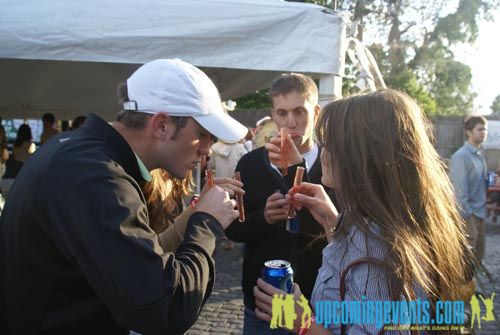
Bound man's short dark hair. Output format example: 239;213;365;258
464;116;487;132
269;73;318;106
42;113;56;125
116;82;188;139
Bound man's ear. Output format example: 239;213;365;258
314;105;321;121
150;113;171;139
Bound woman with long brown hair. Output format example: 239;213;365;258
142;169;193;234
142;168;245;253
254;89;471;334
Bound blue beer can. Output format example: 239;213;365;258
262;260;294;293
488;171;496;187
286;216;300;234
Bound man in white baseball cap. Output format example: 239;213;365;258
0;59;247;334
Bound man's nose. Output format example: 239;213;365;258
199;140;212;156
286;114;297;128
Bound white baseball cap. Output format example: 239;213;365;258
124;59;247;143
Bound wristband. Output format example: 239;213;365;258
298;315;316;335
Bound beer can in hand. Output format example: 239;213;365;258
262;260;294;293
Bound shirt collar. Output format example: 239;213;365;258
464;141;482;155
134;153;152;182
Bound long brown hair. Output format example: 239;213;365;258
141;169;193;234
316;89;468;302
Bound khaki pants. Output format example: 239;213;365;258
465;214;485;263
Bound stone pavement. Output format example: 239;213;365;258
189;220;500;335
187;242;245;335
472;219;500;335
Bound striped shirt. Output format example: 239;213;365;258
311;221;426;334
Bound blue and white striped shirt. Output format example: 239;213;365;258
311;222;426;334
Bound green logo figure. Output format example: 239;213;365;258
282;294;297;330
480;293;496;322
270;294;285;329
470;292;496;329
470;295;481;329
271;294;313;330
297;295;313;329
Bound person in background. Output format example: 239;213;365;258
142;169;245;253
143;169;194;235
12;124;36;164
244;128;255;153
211;139;247;179
0;118;9;179
1;58;248;334
226;73;333;335
254;90;472;335
450;116;489;274
254;116;277;149
70;115;87;130
40;112;60;144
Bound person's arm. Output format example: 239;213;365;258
449;153;472;218
157;207;193;253
159;176;243;252
49;160;222;334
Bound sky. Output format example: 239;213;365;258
454;10;500;115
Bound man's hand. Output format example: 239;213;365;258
264;192;290;224
265;133;302;169
195;186;238;229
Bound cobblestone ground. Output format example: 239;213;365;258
189;220;500;335
473;219;500;335
187;241;245;335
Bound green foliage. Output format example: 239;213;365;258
429;59;475;115
491;95;500;114
386;70;437;114
307;0;498;116
234;90;271;110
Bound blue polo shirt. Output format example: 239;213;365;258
450;142;487;219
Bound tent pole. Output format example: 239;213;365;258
318;74;342;107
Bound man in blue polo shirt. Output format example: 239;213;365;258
450;116;488;273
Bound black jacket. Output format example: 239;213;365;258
225;146;334;309
0;114;222;335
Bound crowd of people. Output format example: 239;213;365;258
0;58;488;335
0;114;87;180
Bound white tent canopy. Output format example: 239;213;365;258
0;0;349;120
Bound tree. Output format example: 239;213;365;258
305;0;498;115
235;90;271;110
491;95;500;114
